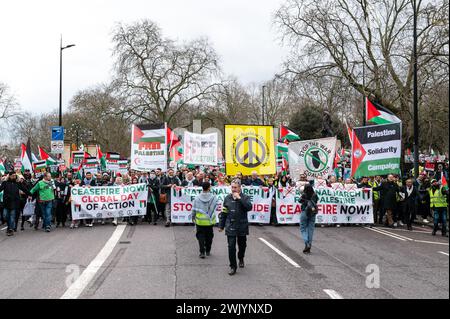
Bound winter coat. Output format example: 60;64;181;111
0;180;31;210
373;181;399;210
219;192;252;236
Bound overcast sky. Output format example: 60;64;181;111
0;0;288;115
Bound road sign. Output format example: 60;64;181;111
51;126;64;141
51;140;64;154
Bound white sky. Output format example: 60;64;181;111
0;0;288;115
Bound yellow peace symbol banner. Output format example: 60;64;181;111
225;125;276;176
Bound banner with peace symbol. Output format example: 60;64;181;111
225;125;276;176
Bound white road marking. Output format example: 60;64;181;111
413;240;449;246
323;289;344;299
364;227;407;241
259;237;301;268
372;227;414;241
438;251;449;256
61;225;126;299
365;227;449;245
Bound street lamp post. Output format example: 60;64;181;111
262;85;266;125
413;0;419;178
59;36;75;127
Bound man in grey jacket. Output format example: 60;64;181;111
219;179;252;276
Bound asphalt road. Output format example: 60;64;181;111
0;221;448;299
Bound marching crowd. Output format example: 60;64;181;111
0;164;448;238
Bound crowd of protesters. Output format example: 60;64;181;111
0;162;448;238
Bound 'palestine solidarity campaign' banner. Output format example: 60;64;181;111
131;123;168;172
70;183;148;219
351;123;401;178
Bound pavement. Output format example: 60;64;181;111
0;221;448;299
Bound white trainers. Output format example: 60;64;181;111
399;221;404;226
393;222;398;227
112;220;118;226
423;219;429;223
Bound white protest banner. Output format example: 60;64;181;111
170;186;273;224
314;184;373;224
288;137;337;180
183;132;218;166
276;184;374;224
131;123;167;172
276;187;302;224
70;183;148;220
118;160;128;175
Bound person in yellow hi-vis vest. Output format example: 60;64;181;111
192;182;218;259
428;179;448;237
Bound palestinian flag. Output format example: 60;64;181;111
0;159;5;175
442;175;448;189
276;142;288;159
21;140;33;173
167;126;181;149
106;152;120;160
71;151;88;170
38;146;57;165
280;125;300;142
33;160;47;171
343;119;353;145
366;98;401;125
97;145;106;170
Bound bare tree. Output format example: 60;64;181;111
0;82;21;129
275;0;449;145
112;20;220;126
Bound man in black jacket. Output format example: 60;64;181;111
0;172;31;236
160;169;181;227
399;179;418;231
219;179;252;276
146;170;160;225
373;174;399;228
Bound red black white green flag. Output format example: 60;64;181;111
366;98;401;125
279;125;301;143
351;123;402;178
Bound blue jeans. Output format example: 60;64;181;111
300;212;316;246
3;208;16;231
433;208;447;234
40;201;53;229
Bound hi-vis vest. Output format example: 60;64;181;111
368;180;380;201
429;187;447;208
193;207;216;226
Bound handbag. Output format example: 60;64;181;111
23;199;36;217
159;193;168;204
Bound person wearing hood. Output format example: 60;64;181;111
428;179;448;237
146;170;160;225
192;182;218;259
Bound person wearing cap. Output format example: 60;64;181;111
428;179;448;236
192;182;218;259
0;172;31;236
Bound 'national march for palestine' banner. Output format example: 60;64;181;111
288;137;337;180
276;183;373;224
351;123;401;178
171;186;274;224
183;131;218;166
131;123;168;172
70;183;148;219
225;125;276;176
